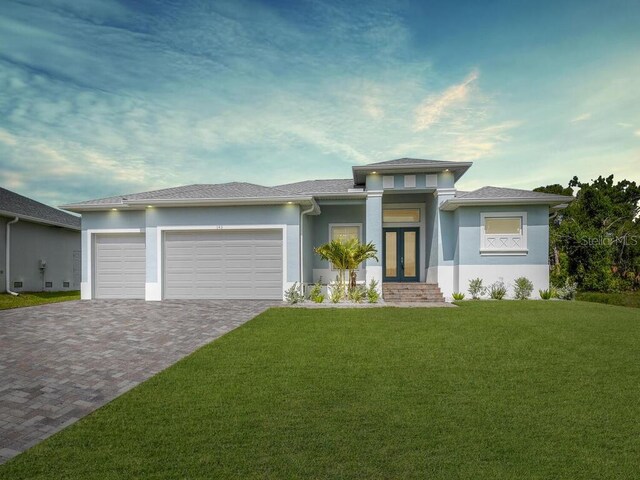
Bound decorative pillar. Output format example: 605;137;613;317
365;190;383;292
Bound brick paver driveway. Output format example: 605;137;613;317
0;299;277;463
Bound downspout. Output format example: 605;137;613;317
299;200;319;290
5;217;19;296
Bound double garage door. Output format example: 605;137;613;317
93;230;283;300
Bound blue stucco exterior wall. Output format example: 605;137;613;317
81;204;302;298
455;205;549;265
309;202;366;270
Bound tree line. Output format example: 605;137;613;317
535;175;640;292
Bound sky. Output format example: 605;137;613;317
1;0;639;207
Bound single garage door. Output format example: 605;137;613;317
164;229;283;299
94;233;146;299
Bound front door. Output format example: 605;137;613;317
383;228;419;282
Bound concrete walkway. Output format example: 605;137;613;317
0;299;277;463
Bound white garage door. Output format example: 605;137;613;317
94;234;146;299
163;230;283;299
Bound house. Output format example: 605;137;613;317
1;187;81;294
61;158;572;301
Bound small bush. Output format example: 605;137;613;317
556;278;577;300
366;279;380;303
539;289;553;300
309;281;324;303
468;278;485;300
330;284;343;303
452;292;465;301
513;277;534;300
489;280;507;300
285;282;305;304
349;286;366;303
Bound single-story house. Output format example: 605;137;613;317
61;158;572;301
1;187;81;294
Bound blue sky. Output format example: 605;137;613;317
1;0;639;206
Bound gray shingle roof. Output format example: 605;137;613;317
456;186;572;200
0;187;80;229
69;182;303;206
275;179;357;195
365;158;455;167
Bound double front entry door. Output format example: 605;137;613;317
383;228;419;282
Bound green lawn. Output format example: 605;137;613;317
0;291;80;310
577;290;640;308
1;302;639;479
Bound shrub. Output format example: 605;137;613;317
330;280;343;303
468;278;485;300
539;289;553;300
285;282;305;304
489;280;507;300
349;286;366;303
309;281;324;303
513;277;534;300
556;278;577;300
366;279;380;303
452;292;465;301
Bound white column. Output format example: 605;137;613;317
434;188;456;300
365;191;383;292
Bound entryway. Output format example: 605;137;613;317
383;227;419;282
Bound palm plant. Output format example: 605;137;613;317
314;238;378;295
314;240;351;295
345;239;378;290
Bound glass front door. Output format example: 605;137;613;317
383;228;419;282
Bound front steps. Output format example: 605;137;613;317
382;283;445;303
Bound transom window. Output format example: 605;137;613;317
383;208;420;223
481;213;527;254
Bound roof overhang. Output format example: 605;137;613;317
439;196;574;211
61;196;318;213
0;209;81;231
352;162;473;185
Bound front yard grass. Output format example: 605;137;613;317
0;291;80;310
1;301;639;479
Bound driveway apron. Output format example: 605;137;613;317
0;299;277;463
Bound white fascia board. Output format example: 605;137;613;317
63;196;317;212
439;197;573;211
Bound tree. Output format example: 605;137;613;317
314;238;378;294
345;240;378;290
537;175;640;292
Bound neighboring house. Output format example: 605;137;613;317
62;158;572;301
1;187;81;294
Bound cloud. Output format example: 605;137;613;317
570;113;592;123
635;130;640;137
413;69;479;131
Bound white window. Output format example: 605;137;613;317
480;212;527;254
383;176;395;189
404;175;416;188
328;224;362;270
383;208;420;223
330;224;361;242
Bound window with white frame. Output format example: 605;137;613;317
480;212;527;253
330;224;360;242
329;224;361;269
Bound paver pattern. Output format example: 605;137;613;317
0;299;276;463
